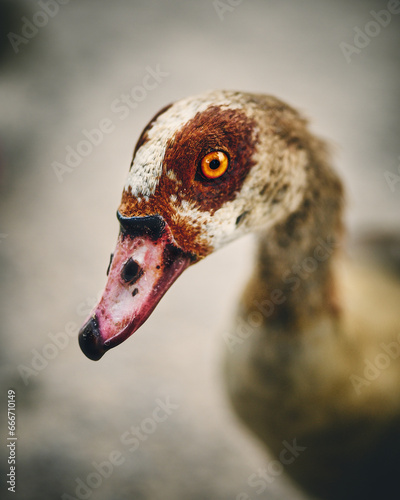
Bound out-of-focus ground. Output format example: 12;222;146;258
0;1;399;499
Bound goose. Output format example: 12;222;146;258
78;90;400;500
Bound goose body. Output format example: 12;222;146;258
79;90;400;499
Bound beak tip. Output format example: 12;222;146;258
78;316;107;361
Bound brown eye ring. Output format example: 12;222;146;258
200;151;229;179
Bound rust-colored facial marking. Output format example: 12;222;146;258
119;104;258;257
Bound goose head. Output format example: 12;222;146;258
79;90;331;360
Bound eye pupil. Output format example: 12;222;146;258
209;159;220;170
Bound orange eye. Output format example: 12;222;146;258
200;151;229;179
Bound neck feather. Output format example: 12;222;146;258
243;154;344;334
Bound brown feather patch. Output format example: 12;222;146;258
119;104;258;257
161;105;257;213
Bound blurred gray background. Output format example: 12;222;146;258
0;0;399;499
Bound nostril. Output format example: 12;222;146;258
121;258;143;285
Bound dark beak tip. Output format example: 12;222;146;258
78;316;107;361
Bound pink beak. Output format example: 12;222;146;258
79;213;193;360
